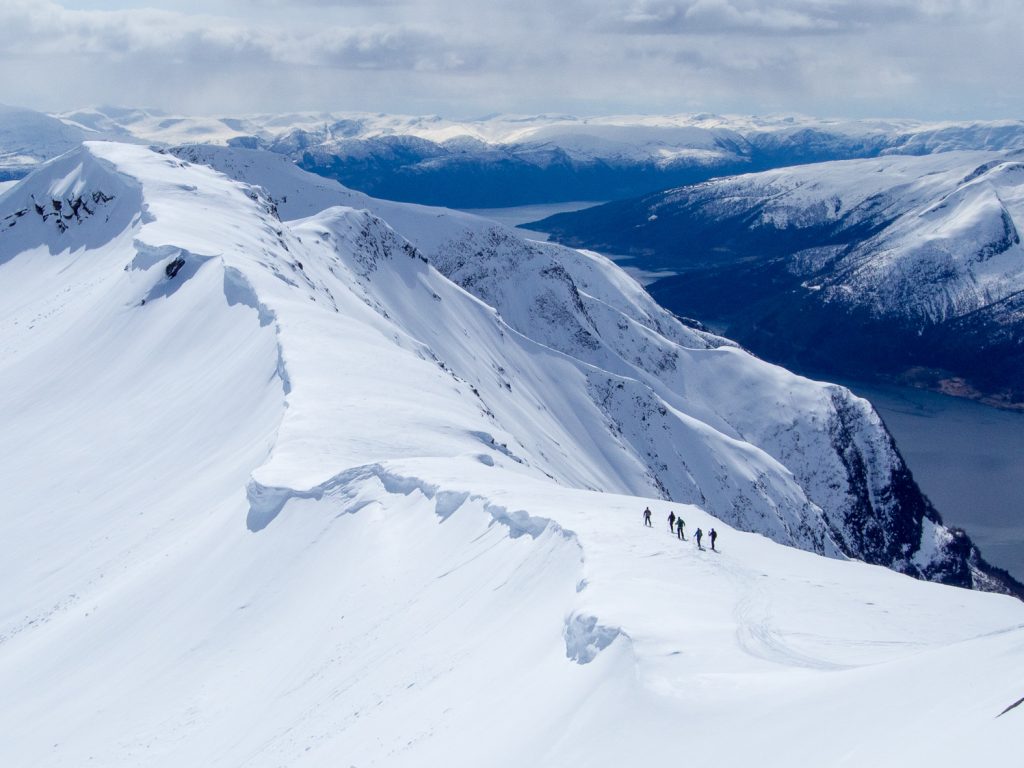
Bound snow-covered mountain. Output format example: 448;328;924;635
0;104;90;181
534;150;1024;406
43;107;1024;206
2;142;1022;766
167;143;1020;589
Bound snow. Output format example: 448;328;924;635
0;104;90;174
650;150;1024;323
93;144;1022;586
1;141;1022;766
48;107;1024;169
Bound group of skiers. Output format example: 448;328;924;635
642;507;717;551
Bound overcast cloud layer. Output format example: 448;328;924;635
0;0;1020;119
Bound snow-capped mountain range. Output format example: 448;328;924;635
534;150;1024;406
2;139;1022;765
5;104;1024;206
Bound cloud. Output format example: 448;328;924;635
274;27;482;71
601;0;976;35
0;1;476;70
0;0;1021;119
614;0;843;34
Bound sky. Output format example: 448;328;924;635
0;0;1021;120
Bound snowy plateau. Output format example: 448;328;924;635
1;140;1022;767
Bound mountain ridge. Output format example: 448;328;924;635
3;140;1023;766
12;140;1012;596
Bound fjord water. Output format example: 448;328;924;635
461;201;604;241
838;379;1024;582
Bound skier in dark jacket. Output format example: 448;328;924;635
709;528;718;551
676;516;686;540
643;507;653;527
695;527;703;549
668;511;676;531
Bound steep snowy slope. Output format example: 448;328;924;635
536;150;1024;405
2;143;1023;766
167;144;1018;591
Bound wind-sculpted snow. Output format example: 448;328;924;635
247;463;576;548
3;141;1024;766
563;613;624;664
